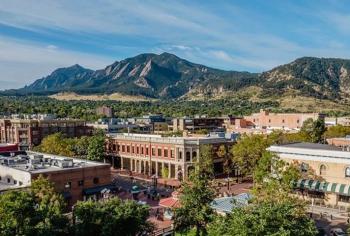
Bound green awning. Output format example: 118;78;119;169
294;179;350;196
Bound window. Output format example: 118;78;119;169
65;182;71;189
192;151;197;161
300;162;309;173
164;149;168;158
7;178;10;183
127;145;130;153
146;147;149;155
171;149;175;158
141;147;144;155
78;180;84;186
339;195;350;203
13;180;17;185
319;164;327;175
113;144;117;151
186;151;191;162
297;120;300;124
122;145;125;152
158;148;162;156
152;148;156;156
282;119;285;123
345;167;350;177
268;119;271;123
136;146;139;154
93;177;99;184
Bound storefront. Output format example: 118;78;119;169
294;179;350;207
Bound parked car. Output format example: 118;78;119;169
330;228;347;236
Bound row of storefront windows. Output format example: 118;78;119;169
112;143;198;161
297;189;350;204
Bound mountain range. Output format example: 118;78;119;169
4;52;350;103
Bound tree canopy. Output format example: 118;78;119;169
0;176;69;236
73;197;152;236
34;132;106;161
231;134;271;177
174;145;216;236
208;200;317;236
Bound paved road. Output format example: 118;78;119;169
308;206;349;235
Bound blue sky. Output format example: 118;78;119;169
1;0;350;89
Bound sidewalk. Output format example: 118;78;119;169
308;205;349;219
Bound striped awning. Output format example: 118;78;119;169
295;179;350;196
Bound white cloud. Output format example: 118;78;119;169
0;36;113;89
0;0;350;81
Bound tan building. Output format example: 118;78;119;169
0;118;93;150
244;109;323;132
96;106;113;118
327;137;350;150
268;143;350;207
0;152;112;206
106;133;236;181
224;109;324;134
325;117;350;127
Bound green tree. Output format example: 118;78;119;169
324;124;350;139
253;151;301;203
31;175;69;236
87;133;105;161
34;133;74;156
267;130;309;145
174;145;215;236
73;197;152;236
71;136;90;157
231;134;270;178
300;118;326;143
0;176;69;236
208;200;317;236
0;191;37;236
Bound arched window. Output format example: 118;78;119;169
192;151;197;161
345;167;350;177
320;164;327;175
186;151;191;162
300;162;309;173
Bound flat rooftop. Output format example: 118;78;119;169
278;142;342;151
107;133;230;144
0;151;109;174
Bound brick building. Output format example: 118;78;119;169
0;151;112;206
106;133;236;181
327;137;350;150
224;110;324;134
0;118;93;150
171;116;226;133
